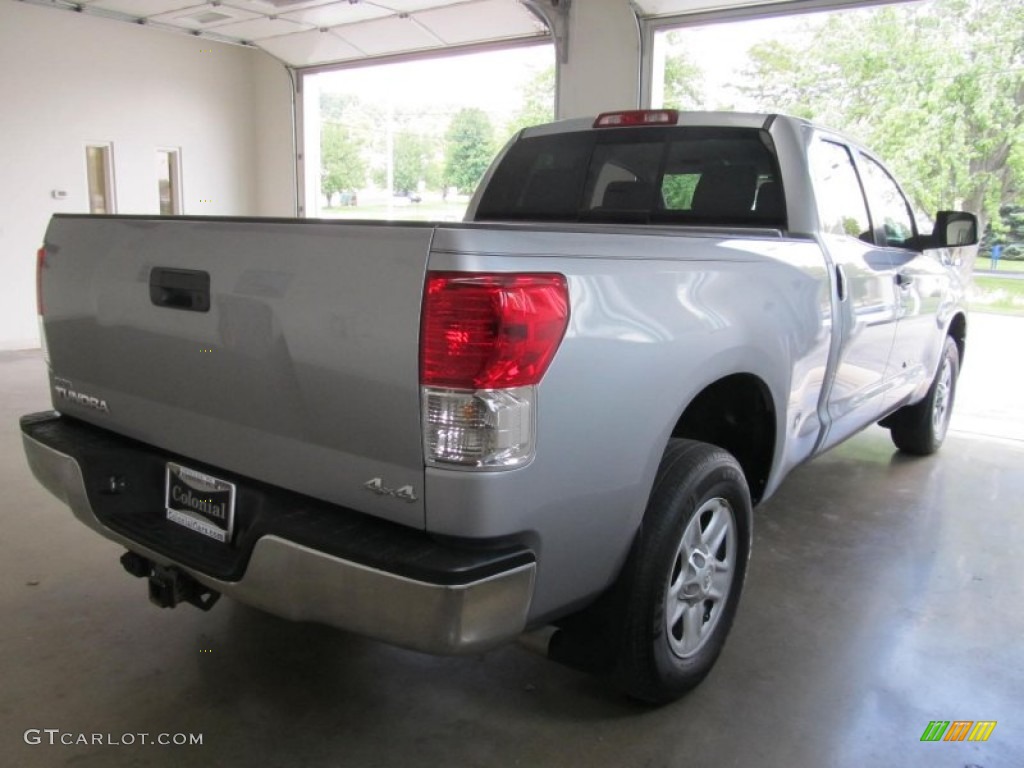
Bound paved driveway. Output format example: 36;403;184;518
949;312;1024;442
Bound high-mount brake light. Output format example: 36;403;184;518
420;272;570;469
593;110;679;128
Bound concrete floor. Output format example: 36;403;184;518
2;314;1022;767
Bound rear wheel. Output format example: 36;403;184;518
613;439;752;704
886;336;959;455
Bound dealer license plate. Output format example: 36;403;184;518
165;462;236;543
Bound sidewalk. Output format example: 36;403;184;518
974;268;1024;279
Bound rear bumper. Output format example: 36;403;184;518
21;412;535;655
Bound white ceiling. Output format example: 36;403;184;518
28;0;823;69
64;0;550;67
637;0;780;15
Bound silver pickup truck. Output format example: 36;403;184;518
21;111;977;703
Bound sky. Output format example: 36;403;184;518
306;0;946;121
309;43;553;118
652;12;828;111
307;7;861;120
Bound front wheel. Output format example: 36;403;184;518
886;336;960;456
613;439;752;704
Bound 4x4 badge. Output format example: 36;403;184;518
363;478;417;503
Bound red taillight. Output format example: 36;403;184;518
593;110;679;128
421;272;570;389
36;246;46;315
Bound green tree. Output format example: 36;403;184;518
443;108;496;195
320;122;366;207
662;34;704;109
320;92;360;124
982;205;1024;260
506;65;556;136
392;132;441;195
742;0;1024;242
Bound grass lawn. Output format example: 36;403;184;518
969;275;1024;316
980;259;1024;274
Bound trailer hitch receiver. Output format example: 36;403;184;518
119;551;220;611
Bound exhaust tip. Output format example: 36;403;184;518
517;626;558;657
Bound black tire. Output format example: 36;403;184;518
612;439;753;704
886;336;960;456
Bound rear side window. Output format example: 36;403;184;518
809;140;872;240
475;127;785;227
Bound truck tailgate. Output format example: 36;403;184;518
40;216;430;528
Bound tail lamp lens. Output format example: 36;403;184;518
423;387;534;468
420;272;569;469
421;273;569;390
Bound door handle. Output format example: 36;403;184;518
835;264;847;302
150;268;210;312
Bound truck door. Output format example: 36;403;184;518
857;152;951;408
810;139;901;450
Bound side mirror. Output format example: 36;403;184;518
932;211;979;247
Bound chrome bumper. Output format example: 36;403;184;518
22;428;535;655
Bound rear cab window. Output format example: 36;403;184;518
475;127;786;227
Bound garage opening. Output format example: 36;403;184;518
301;43;554;221
647;0;1021;280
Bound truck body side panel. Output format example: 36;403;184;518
426;226;832;622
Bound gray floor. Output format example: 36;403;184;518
2;315;1022;767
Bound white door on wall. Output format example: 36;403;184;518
85;143;116;214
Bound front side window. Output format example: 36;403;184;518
661;173;701;210
810;140;871;239
475;126;785;226
859;154;916;247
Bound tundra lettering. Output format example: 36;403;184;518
53;380;109;414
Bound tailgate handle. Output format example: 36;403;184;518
150;268;210;313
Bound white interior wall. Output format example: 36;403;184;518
253;53;298;218
0;1;295;350
556;0;641;119
0;0;659;349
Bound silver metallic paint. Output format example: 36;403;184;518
22;431;535;655
425;225;832;620
34;114;966;629
42;217;432;529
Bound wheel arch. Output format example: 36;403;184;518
947;311;967;366
669;373;777;504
